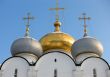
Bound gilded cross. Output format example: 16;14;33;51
79;13;91;37
23;13;34;36
49;0;64;21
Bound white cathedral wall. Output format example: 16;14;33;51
27;66;37;77
0;52;109;77
80;57;109;77
0;57;29;77
107;70;110;77
0;70;2;77
35;52;76;77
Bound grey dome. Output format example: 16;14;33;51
71;36;103;57
11;37;43;57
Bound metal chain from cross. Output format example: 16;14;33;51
23;13;34;36
49;0;64;21
79;13;91;37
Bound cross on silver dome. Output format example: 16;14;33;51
79;13;91;37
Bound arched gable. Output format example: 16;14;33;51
0;57;30;77
80;57;110;77
35;51;76;77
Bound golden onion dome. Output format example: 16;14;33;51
39;21;75;53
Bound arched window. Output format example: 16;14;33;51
93;69;97;77
14;68;18;77
54;59;57;62
54;69;57;77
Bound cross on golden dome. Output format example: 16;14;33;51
49;0;64;32
49;0;64;21
23;13;34;36
79;13;91;37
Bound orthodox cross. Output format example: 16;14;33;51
49;0;64;21
79;13;91;37
54;69;57;77
14;69;18;77
23;13;34;36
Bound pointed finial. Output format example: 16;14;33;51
79;13;91;37
23;13;34;36
49;0;64;32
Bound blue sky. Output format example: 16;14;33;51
0;0;110;63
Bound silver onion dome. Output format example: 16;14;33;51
71;36;103;57
11;37;43;57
